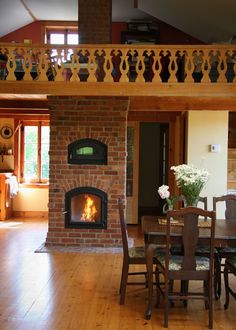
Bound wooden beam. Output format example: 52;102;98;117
0;99;48;109
0;109;49;115
129;96;236;111
1;82;236;101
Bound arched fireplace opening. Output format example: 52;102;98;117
64;187;107;229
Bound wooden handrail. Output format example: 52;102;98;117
0;43;236;84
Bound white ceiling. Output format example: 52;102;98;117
0;0;236;43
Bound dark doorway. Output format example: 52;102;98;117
138;122;169;218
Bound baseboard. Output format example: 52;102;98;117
12;211;48;220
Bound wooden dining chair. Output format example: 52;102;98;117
224;256;236;309
155;206;216;329
118;198;164;305
213;194;236;299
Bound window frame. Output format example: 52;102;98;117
17;120;50;185
45;26;79;45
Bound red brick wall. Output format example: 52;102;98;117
79;0;112;44
46;96;128;247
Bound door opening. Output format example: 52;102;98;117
138;122;169;219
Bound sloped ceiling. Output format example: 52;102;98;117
0;0;236;43
138;0;236;43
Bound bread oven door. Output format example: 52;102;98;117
65;187;107;229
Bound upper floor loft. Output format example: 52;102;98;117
1;42;236;101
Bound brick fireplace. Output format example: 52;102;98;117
46;96;129;247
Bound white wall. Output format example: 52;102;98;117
187;111;228;218
13;187;48;212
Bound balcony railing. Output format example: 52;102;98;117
0;43;236;84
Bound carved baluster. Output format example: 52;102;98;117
217;50;226;82
37;48;49;81
54;49;64;82
135;48;145;82
87;50;97;82
5;48;15;81
168;50;178;83
151;49;162;83
103;48;113;82
201;50;211;83
184;50;194;83
119;49;129;82
70;50;79;82
23;48;32;81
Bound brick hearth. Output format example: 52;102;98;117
46;96;129;247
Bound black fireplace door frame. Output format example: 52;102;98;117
68;138;107;165
65;186;107;229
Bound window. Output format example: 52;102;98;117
19;121;49;184
49;33;79;45
45;27;79;62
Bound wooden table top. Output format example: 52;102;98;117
142;215;236;247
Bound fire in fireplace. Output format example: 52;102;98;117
65;187;107;229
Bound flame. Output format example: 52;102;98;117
81;195;97;222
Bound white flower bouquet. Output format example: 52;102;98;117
171;164;210;206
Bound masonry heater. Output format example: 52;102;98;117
65;138;108;229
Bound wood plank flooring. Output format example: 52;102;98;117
0;219;235;330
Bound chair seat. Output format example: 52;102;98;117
128;245;165;258
171;244;218;255
156;253;210;271
225;256;236;269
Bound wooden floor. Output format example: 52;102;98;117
0;219;235;330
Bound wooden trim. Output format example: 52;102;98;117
12;210;48;219
38;121;42;181
19;183;48;188
20;124;24;182
20;0;37;21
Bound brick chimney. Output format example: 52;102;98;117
79;0;112;44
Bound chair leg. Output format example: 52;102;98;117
119;262;129;305
224;265;230;310
204;280;209;310
155;267;161;307
214;253;221;300
181;280;188;307
208;279;213;329
164;279;169;328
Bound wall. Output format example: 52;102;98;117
187;111;228;217
0;21;42;43
13;187;48;212
46;96;128;247
0;19;202;44
158;20;203;44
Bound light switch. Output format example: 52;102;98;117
210;144;220;153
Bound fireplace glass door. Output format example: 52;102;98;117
65;187;107;229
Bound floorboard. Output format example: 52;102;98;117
0;219;235;329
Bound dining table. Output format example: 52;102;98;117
142;215;236;320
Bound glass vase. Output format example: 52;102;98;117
182;195;199;207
